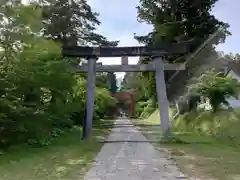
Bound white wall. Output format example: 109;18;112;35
226;70;240;108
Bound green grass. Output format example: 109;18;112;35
163;133;240;180
134;109;240;180
142;110;160;125
0;119;114;180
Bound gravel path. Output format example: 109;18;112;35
84;118;188;180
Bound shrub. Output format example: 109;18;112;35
187;70;240;112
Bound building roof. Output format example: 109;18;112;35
228;61;240;76
217;57;240;77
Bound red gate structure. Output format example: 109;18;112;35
112;90;136;117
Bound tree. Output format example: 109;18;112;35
95;73;108;89
108;72;118;93
41;0;118;46
0;1;117;149
121;72;153;102
94;87;117;119
134;0;230;102
136;0;229;48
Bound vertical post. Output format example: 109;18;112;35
130;94;135;117
121;56;128;65
82;56;97;139
154;57;171;136
82;107;87;139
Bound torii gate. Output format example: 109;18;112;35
62;43;189;139
112;90;136;116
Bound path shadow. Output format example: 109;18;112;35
99;139;213;145
93;124;160;128
100;140;161;143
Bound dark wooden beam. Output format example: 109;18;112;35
62;41;192;58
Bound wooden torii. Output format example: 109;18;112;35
62;42;189;139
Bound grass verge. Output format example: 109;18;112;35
0;119;114;180
133;110;240;180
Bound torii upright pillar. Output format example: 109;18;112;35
129;93;135;117
154;57;171;136
82;56;97;139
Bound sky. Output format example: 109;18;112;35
88;0;240;78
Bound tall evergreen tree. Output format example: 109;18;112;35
41;0;118;46
134;0;230;101
136;0;229;48
108;72;118;93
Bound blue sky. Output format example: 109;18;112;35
88;0;239;77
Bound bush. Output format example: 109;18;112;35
173;109;240;145
0;40;117;149
187;70;240;112
139;99;156;118
94;87;117;119
0;3;119;150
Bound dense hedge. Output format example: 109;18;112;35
0;38;117;150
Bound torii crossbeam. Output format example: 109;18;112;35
62;43;189;139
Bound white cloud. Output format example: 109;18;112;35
98;34;141;65
97;35;141;78
87;0;152;78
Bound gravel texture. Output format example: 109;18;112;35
84;118;188;180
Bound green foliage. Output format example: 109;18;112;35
0;2;117;150
135;99;156;118
130;0;230;102
96;73;109;89
173;109;240;145
41;0;119;46
108;72;118;93
121;72;156;104
141;105;156;118
94;88;117;119
135;102;145;117
136;0;229;47
187;70;240;112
